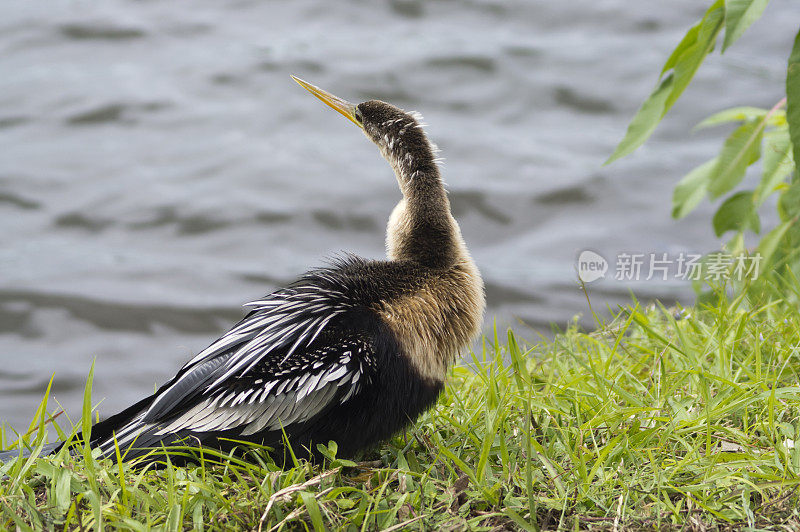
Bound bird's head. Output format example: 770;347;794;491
292;76;468;268
292;76;436;188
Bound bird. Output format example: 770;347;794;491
1;77;485;465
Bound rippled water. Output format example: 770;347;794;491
1;0;797;432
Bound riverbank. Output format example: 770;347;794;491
2;295;800;530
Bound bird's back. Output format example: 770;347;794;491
79;255;480;462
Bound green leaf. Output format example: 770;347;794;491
758;220;792;266
778;181;800;221
672;157;717;219
787;27;800;173
664;0;725;112
722;0;770;52
695;106;767;129
81;362;95;444
503;508;538;532
662;20;702;76
712;191;760;236
605;74;674;164
708;120;764;198
607;0;724;163
54;469;72;514
299;491;326;532
756;127;794;204
767;109;787;127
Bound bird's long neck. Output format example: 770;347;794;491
384;138;463;268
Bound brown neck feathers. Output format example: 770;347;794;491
386;152;461;268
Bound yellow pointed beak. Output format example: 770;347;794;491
292;76;362;128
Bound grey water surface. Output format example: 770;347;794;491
1;0;797;432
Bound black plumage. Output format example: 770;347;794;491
89;259;445;462
1;78;484;464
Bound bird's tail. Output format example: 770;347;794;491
86;393;215;464
0;393;174;465
85;393;189;463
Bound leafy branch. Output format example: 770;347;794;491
606;0;769;163
607;0;800;297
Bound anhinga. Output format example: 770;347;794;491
1;77;485;463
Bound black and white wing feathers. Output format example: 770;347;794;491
143;276;354;423
155;337;372;437
92;269;377;456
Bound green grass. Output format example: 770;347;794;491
3;293;800;530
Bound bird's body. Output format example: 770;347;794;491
1;78;484;464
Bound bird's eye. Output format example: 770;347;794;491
354;107;363;124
